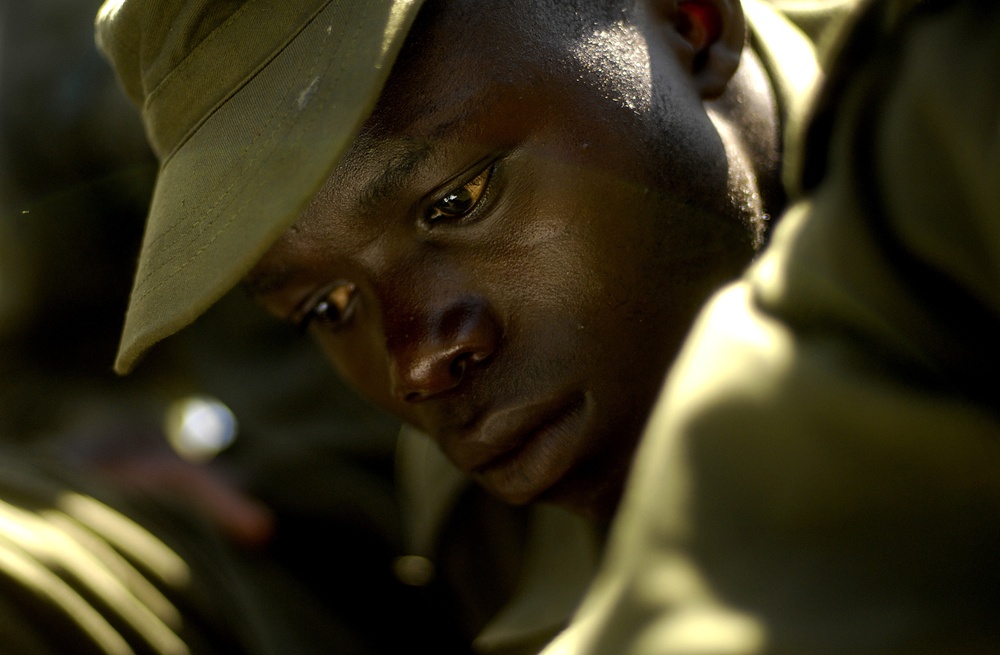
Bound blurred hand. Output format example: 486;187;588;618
93;451;276;548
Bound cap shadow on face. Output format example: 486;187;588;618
248;0;768;519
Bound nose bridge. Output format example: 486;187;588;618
380;268;501;403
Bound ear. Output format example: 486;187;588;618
659;0;746;98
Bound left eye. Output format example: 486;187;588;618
426;165;493;223
300;282;357;332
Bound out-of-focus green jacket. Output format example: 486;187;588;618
544;1;1000;653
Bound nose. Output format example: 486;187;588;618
387;296;501;403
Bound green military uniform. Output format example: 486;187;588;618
543;1;1000;652
397;3;855;652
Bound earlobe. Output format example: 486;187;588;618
667;0;746;98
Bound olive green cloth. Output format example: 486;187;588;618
544;1;1000;653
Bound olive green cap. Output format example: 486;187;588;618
96;0;424;373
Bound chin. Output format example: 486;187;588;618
538;457;631;524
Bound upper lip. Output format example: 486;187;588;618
441;393;580;473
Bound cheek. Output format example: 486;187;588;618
520;164;662;300
479;165;660;382
484;180;610;325
312;329;401;417
510;156;745;369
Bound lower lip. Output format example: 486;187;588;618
473;394;588;505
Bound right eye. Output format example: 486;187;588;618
300;282;357;331
425;164;493;224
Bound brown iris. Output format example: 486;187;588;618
426;166;492;222
308;282;356;329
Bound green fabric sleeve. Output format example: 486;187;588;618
543;1;1000;653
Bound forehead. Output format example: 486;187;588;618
358;0;647;135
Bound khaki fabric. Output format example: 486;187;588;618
544;1;1000;653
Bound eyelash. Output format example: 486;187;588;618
424;162;496;226
297;282;357;333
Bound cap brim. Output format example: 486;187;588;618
115;0;423;373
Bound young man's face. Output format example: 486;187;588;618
249;0;763;518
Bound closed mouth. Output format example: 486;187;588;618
474;394;583;471
469;392;588;503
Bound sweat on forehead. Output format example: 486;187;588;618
359;0;652;141
407;0;634;39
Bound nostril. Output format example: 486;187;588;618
450;344;496;380
450;352;471;380
389;297;501;403
397;349;485;403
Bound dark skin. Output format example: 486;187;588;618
249;0;780;520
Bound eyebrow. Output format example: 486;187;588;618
243;105;483;297
356;140;435;214
353;103;478;213
242;263;295;299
